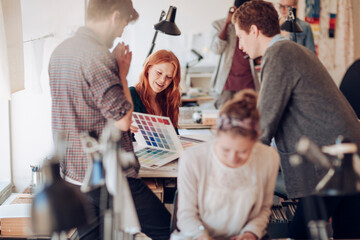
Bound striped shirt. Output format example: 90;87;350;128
49;27;139;182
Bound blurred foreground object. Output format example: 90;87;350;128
31;133;91;238
292;136;360;196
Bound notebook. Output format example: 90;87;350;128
133;112;203;169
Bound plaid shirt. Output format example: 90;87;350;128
49;27;139;182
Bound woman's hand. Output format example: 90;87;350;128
130;125;139;134
113;42;132;81
195;234;214;240
230;232;258;240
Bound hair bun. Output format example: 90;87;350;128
233;89;257;112
218;89;259;138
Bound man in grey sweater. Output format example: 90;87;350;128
232;1;360;239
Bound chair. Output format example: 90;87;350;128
170;190;179;233
340;59;360;119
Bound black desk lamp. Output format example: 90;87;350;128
31;133;91;238
147;6;181;58
280;7;303;42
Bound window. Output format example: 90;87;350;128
0;99;12;204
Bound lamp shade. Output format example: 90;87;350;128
154;6;181;36
280;20;303;33
280;7;303;33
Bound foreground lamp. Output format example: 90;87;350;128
280;7;303;42
31;133;91;238
100;121;140;239
80;131;105;193
147;6;181;58
291;136;360;240
294;136;360;196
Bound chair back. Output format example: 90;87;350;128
170;190;179;232
340;59;360;119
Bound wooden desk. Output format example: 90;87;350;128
0;194;77;239
139;161;178;178
181;95;214;107
178;123;212;129
181;96;214;103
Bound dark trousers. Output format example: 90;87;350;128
288;193;360;239
77;178;171;240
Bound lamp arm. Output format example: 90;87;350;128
147;31;159;58
146;10;166;58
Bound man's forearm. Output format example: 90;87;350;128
218;23;229;41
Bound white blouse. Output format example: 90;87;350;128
175;141;280;240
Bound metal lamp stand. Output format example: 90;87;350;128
146;10;166;58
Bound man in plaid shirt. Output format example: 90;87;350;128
49;0;171;239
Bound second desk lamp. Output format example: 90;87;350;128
280;6;303;42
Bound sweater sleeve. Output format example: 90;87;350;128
210;19;228;55
241;148;280;238
177;150;209;238
259;44;299;145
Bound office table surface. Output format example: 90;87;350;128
181;95;214;102
138;130;215;178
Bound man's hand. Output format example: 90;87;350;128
230;232;258;240
130;125;139;133
113;42;132;81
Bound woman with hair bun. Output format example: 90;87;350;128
174;89;280;240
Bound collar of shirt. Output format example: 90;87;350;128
268;34;286;48
77;26;104;47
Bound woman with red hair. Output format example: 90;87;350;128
130;49;181;133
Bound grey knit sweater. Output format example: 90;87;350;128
259;40;360;199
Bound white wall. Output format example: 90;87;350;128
2;0;25;93
352;0;360;60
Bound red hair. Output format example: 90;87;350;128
136;50;181;128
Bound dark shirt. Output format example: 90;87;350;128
130;86;179;136
49;27;138;182
224;38;254;91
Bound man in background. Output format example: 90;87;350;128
232;1;360;238
278;0;316;53
210;0;258;109
49;0;171;239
